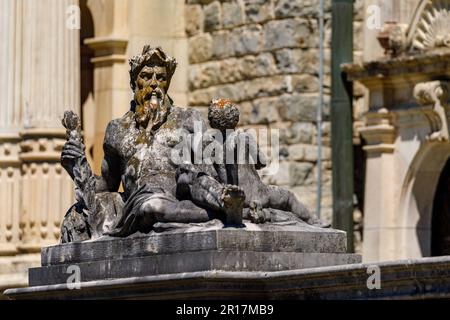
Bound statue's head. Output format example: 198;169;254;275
129;45;178;129
208;98;240;131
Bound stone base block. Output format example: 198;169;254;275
4;221;365;299
5;257;450;300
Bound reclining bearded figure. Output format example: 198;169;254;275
60;45;329;243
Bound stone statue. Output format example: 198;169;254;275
208;98;328;227
60;45;328;243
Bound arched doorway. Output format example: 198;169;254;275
431;156;450;256
80;0;95;165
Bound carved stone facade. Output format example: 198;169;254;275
345;0;450;262
0;0;79;295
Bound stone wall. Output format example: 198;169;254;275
185;0;364;248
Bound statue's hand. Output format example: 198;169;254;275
61;138;86;178
248;200;268;224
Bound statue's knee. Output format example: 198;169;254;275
141;198;165;216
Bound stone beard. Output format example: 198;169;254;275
134;65;171;131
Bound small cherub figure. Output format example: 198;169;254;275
208;98;330;227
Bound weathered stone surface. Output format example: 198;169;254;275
275;49;319;74
243;75;289;100
243;0;274;23
9;257;450;300
186;0;215;4
212;30;233;59
5;221;359;289
204;1;222;32
188;53;278;90
280;122;315;145
277;94;318;122
223;1;244;28
292;74;320;93
287;144;331;162
248;97;279;124
189;76;289;105
241;53;278;78
28;251;360;287
188;61;221;90
231;25;264;56
185;4;203;36
189;33;213;63
289;162;314;186
41;222;349;267
274;0;332;19
264;19;317;50
264;161;313;187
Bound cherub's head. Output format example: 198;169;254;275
208;98;240;131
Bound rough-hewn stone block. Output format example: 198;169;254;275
204;1;222;32
243;0;274;23
185;4;204;36
212;30;234;59
264;19;317;50
275;49;319;74
274;0;331;19
223;1;244;28
189;33;213;63
248;97;279;124
241;53;278;78
280;122;315;145
277;94;318;122
292;74;320;93
231;25;264;56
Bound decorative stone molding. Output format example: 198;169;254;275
359;108;396;154
85;37;128;67
18;129;73;253
0;134;21;255
19;129;66;163
408;0;450;52
375;0;450;57
414;80;450;141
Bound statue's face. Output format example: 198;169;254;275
134;64;170;129
136;65;168;95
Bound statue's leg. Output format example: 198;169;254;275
140;193;210;224
267;186;330;227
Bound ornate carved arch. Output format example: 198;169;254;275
407;0;450;52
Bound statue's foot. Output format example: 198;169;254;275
221;184;245;225
305;216;331;228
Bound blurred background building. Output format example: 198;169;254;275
1;0;449;298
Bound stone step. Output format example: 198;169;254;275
41;223;348;267
30;250;360;286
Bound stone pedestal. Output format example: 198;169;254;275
3;221;361;299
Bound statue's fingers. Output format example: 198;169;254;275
62;150;83;158
63;143;78;151
61;155;75;163
65;139;84;149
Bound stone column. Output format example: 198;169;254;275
359;107;397;262
85;0;129;174
0;0;21;255
19;0;79;252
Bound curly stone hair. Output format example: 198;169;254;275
208;98;240;131
129;45;178;92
